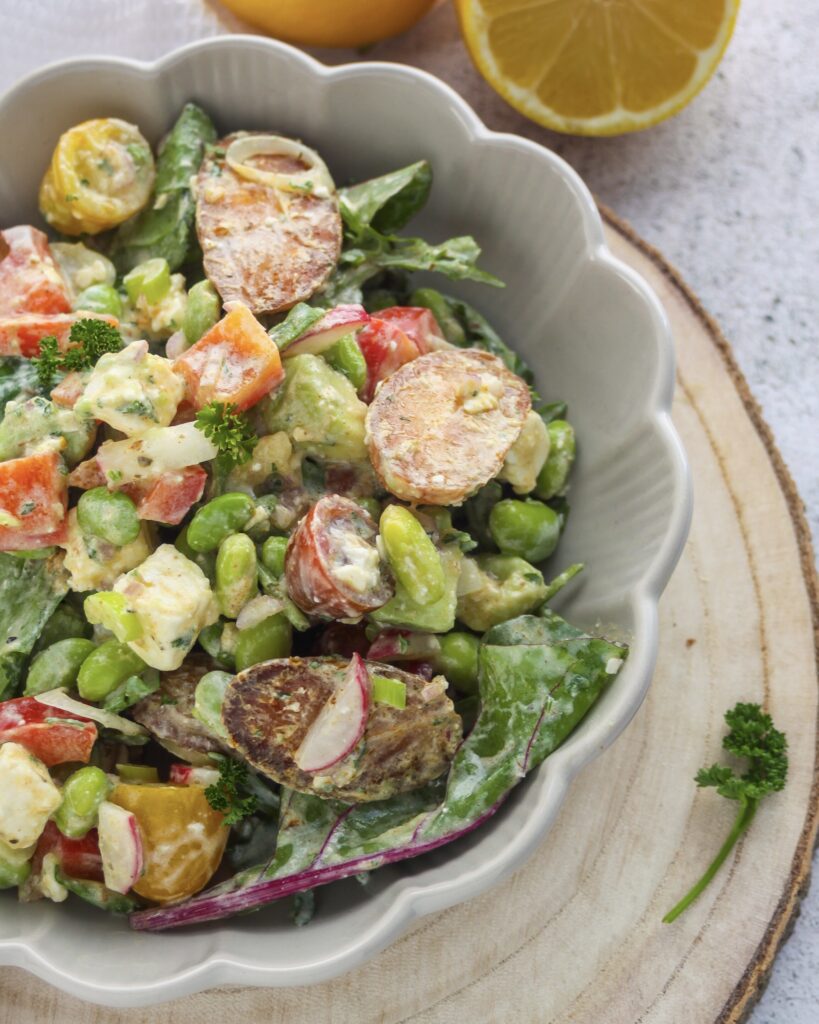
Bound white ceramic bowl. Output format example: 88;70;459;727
0;36;691;1007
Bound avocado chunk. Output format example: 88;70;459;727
370;547;461;633
456;554;547;632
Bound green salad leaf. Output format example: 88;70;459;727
0;552;69;700
110;103;217;273
131;608;626;931
0;358;38;417
339;160;432;235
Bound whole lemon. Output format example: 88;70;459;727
220;0;437;48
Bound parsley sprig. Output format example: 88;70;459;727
205;758;259;826
663;702;788;923
32;319;123;393
194;401;256;467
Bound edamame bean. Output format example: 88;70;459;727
77;639;146;702
24;637;96;696
187;492;255;552
215;533;258;619
0;842;33;889
235;613;292;671
379;504;445;605
260;535;288;577
84;592;143;642
123;257;171;305
54;766;112;839
198;620;238;670
436;632;480;694
75;283;123;318
409;288;467;346
175;524;216;580
183;280;220;346
324;335;368;393
77;487;140;547
193;670;233;738
489;499;561;563
535;420;576;500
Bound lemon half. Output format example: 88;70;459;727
456;0;740;135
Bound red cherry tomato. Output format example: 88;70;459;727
33;821;104;882
0;226;71;317
0;697;97;767
356;317;422;401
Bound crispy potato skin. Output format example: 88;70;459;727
132;652;231;761
195;135;342;314
222;657;462;802
366;349;531;505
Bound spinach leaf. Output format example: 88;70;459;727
110;103;217;273
0;358;38;417
0;552;68;699
339;160;432;235
131;609;626;930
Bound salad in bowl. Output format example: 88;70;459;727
0;102;626;931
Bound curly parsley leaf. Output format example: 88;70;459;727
205;758;259;827
31;319;123;393
663;703;788;923
32;335;61;393
194;401;256;467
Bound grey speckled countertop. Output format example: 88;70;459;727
1;1;817;1019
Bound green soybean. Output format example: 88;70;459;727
489;499;561;563
198;620;237;670
535;420;576;500
324;335;368;393
0;844;33;889
75;283;123;318
193;670;233;738
24;637;96;696
215;533;258;619
437;632;480;694
54;766;112;839
77;487;140;547
409;287;467;346
183;280;220;346
187;492;255;552
175;524;216;581
235;613;292;671
260;535;288;578
77;639;147;702
379;504;445;605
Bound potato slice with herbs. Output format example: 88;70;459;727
195;134;342;314
222;656;461;802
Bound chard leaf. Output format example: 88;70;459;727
111;102;217;273
339;161;432;235
0;552;68;700
131;609;626;931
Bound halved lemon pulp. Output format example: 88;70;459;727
456;0;740;135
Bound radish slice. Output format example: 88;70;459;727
367;629;441;663
168;764;221;787
225;135;335;198
294;654;370;774
97;801;144;895
34;689;147;738
282;304;370;357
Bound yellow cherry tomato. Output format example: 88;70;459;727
39;118;155;236
110;782;227;905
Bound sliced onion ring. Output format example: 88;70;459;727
225;135;335;198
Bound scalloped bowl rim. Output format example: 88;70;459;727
0;36;692;1007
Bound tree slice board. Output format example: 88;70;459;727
1;203;816;1022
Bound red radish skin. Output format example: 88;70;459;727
367;629;441;663
169;764;221;787
283;304;369;357
97;801;144;895
294;654;371;774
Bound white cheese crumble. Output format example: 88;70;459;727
0;742;62;849
605;657;624;675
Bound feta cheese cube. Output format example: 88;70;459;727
0;742;62;849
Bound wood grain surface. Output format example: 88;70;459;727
1;210;815;1024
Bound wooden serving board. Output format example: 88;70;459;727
1;208;816;1024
